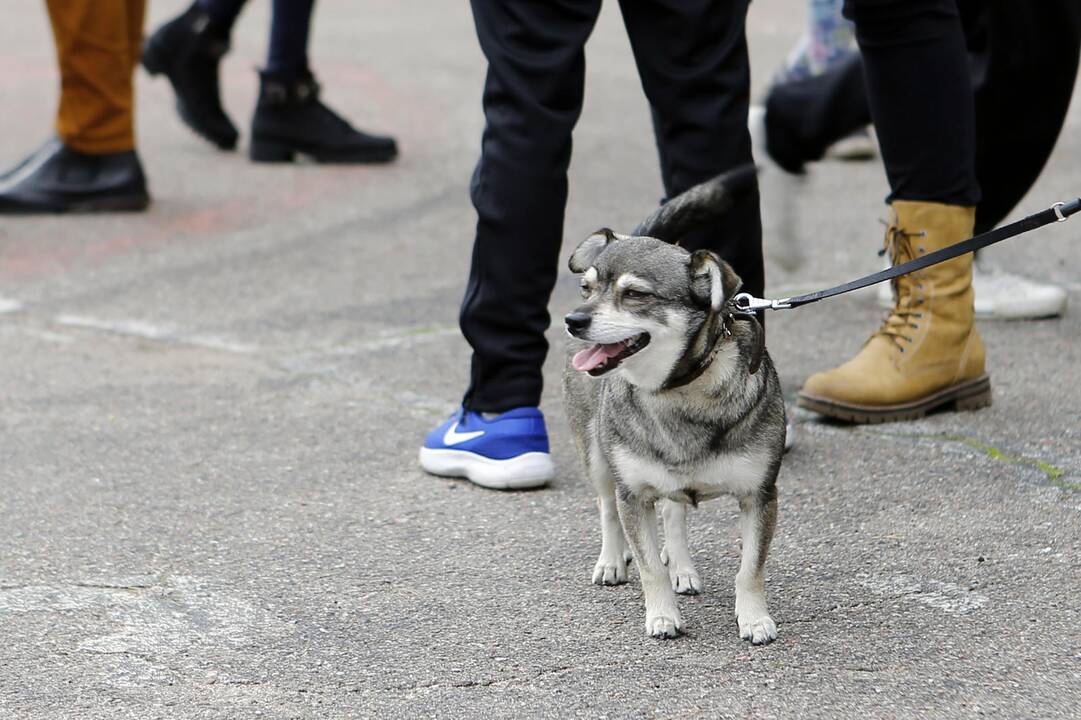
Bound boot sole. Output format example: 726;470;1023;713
178;100;239;151
797;374;992;424
418;448;553;490
0;193;150;215
249;138;398;165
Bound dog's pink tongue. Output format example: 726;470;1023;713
572;341;627;372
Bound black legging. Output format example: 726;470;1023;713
766;0;1080;231
843;0;980;206
199;0;315;77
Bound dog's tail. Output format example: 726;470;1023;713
632;165;757;244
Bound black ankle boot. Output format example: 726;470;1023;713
0;138;150;214
142;2;239;150
249;72;398;164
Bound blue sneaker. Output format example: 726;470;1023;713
419;407;555;490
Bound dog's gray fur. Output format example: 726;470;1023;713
562;168;786;643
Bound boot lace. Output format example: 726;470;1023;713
874;223;927;352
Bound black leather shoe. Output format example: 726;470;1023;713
249;72;398;164
0;139;150;214
142;3;239;150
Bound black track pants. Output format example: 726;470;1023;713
461;0;760;413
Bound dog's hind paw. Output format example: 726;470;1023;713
737;614;777;645
669;568;703;595
661;547;702;594
591;555;630;586
645;614;684;639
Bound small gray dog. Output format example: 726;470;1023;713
562;168;786;643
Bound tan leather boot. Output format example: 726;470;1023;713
798;200;991;423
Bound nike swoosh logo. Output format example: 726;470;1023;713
443;422;485;446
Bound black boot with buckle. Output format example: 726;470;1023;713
250;71;398;164
142;2;239;150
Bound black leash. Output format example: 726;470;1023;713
733;198;1081;314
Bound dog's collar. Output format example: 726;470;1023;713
659;308;734;391
660;301;764;391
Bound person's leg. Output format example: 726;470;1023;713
967;0;1080;234
0;0;149;213
958;0;1079;320
799;0;987;422
459;0;602;412
141;0;243;149
618;0;763;301
764;54;870;173
247;0;397;163
808;0;857;72
266;0;315;78
781;0;857;82
847;0;979;206
127;0;147;73
198;0;248;31
47;0;141;154
419;0;601;488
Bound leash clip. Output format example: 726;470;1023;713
732;292;792;314
1052;202;1068;223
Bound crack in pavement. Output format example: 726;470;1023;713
780;596;897;625
802;420;1080;491
380;663;611;693
856;428;1080;491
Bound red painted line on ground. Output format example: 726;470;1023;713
0;62;424;282
0;168;385;280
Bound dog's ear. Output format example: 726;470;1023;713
742;315;765;375
569;229;618;273
689;250;740;312
720;260;742;304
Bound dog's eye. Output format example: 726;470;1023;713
580;282;594;298
622;288;652;300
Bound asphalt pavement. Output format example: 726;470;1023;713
2;2;1080;718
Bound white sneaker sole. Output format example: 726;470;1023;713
876;277;1068;319
784;418;796;453
418;448;554;490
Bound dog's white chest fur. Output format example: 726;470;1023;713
610;444;770;502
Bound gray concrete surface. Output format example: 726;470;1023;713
2;2;1080;718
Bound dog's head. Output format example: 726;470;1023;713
565;229;742;390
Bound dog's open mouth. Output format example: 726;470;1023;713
572;333;651;376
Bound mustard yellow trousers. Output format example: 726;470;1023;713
46;0;146;153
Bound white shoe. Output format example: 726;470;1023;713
749;105;807;273
784;417;796;453
877;255;1068;319
824;126;878;162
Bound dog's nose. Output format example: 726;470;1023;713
565;311;591;332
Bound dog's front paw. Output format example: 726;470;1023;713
737;613;777;645
645;612;684;639
591;554;630;586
